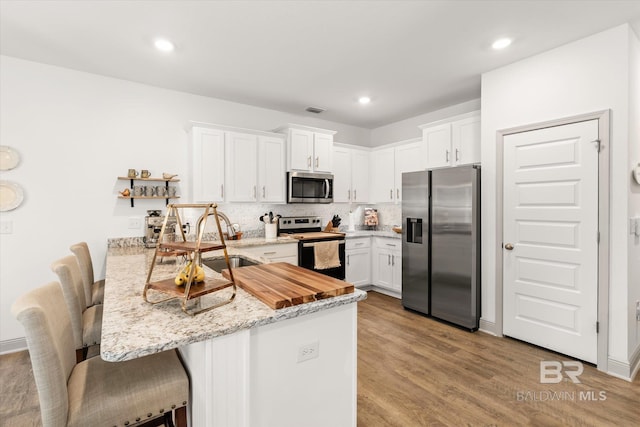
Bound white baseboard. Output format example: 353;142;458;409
606;346;640;382
369;286;401;299
615;344;640;381
479;319;499;336
0;337;27;355
631;345;640;381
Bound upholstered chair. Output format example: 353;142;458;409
51;255;102;362
70;242;105;306
12;281;189;427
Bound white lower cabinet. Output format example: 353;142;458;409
241;243;298;265
371;237;401;293
345;237;371;287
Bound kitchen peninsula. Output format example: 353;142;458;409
101;239;366;427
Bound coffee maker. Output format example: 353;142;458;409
144;210;177;248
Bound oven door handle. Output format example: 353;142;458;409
302;240;345;248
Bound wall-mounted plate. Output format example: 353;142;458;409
0;146;20;171
0;180;24;211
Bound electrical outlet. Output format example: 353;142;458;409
0;220;13;234
297;341;319;363
128;217;142;229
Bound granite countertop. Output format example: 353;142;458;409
225;235;297;247
101;245;366;362
345;230;402;239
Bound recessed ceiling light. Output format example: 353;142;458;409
358;96;371;105
154;38;175;52
492;38;512;50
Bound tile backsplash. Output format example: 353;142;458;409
172;203;401;237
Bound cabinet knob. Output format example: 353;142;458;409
455;148;460;162
446;149;450;162
504;243;514;250
353;189;357;200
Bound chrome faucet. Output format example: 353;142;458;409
194;209;237;239
216;211;237;239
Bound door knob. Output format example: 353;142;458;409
504;243;514;250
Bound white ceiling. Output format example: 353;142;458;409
2;1;640;129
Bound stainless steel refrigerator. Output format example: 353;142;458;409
401;170;430;315
430;165;481;330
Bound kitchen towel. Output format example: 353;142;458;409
313;240;341;270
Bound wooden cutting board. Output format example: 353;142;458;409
222;262;354;309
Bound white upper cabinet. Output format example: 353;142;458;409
371;138;425;203
451;115;481;166
188;126;225;202
371;147;396;203
423;123;452;169
333;147;351;203
332;144;370;203
225;132;259;202
258;136;286;203
288;128;314;171
312;132;333;173
351;149;370;203
421;112;480;169
187;122;286;204
393;140;426;202
276;124;336;172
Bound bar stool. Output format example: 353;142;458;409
51;255;102;362
12;281;189;427
70;242;105;306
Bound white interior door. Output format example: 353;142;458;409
503;119;599;363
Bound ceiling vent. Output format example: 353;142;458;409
305;106;325;114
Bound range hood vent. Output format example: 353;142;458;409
305;106;325;114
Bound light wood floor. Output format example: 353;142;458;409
358;292;640;426
2;291;638;426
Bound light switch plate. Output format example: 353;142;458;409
128;217;142;229
631;217;640;237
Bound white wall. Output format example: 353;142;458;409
0;55;371;346
370;99;480;147
628;27;640;361
481;24;637;368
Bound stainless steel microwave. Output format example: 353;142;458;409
287;171;333;203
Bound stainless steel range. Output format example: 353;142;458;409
278;216;346;280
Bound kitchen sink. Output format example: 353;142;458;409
203;255;260;272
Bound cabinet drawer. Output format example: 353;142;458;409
346;237;371;250
373;237;400;250
242;243;298;260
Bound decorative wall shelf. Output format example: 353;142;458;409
117;176;180;207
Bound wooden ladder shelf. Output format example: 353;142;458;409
143;203;236;315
